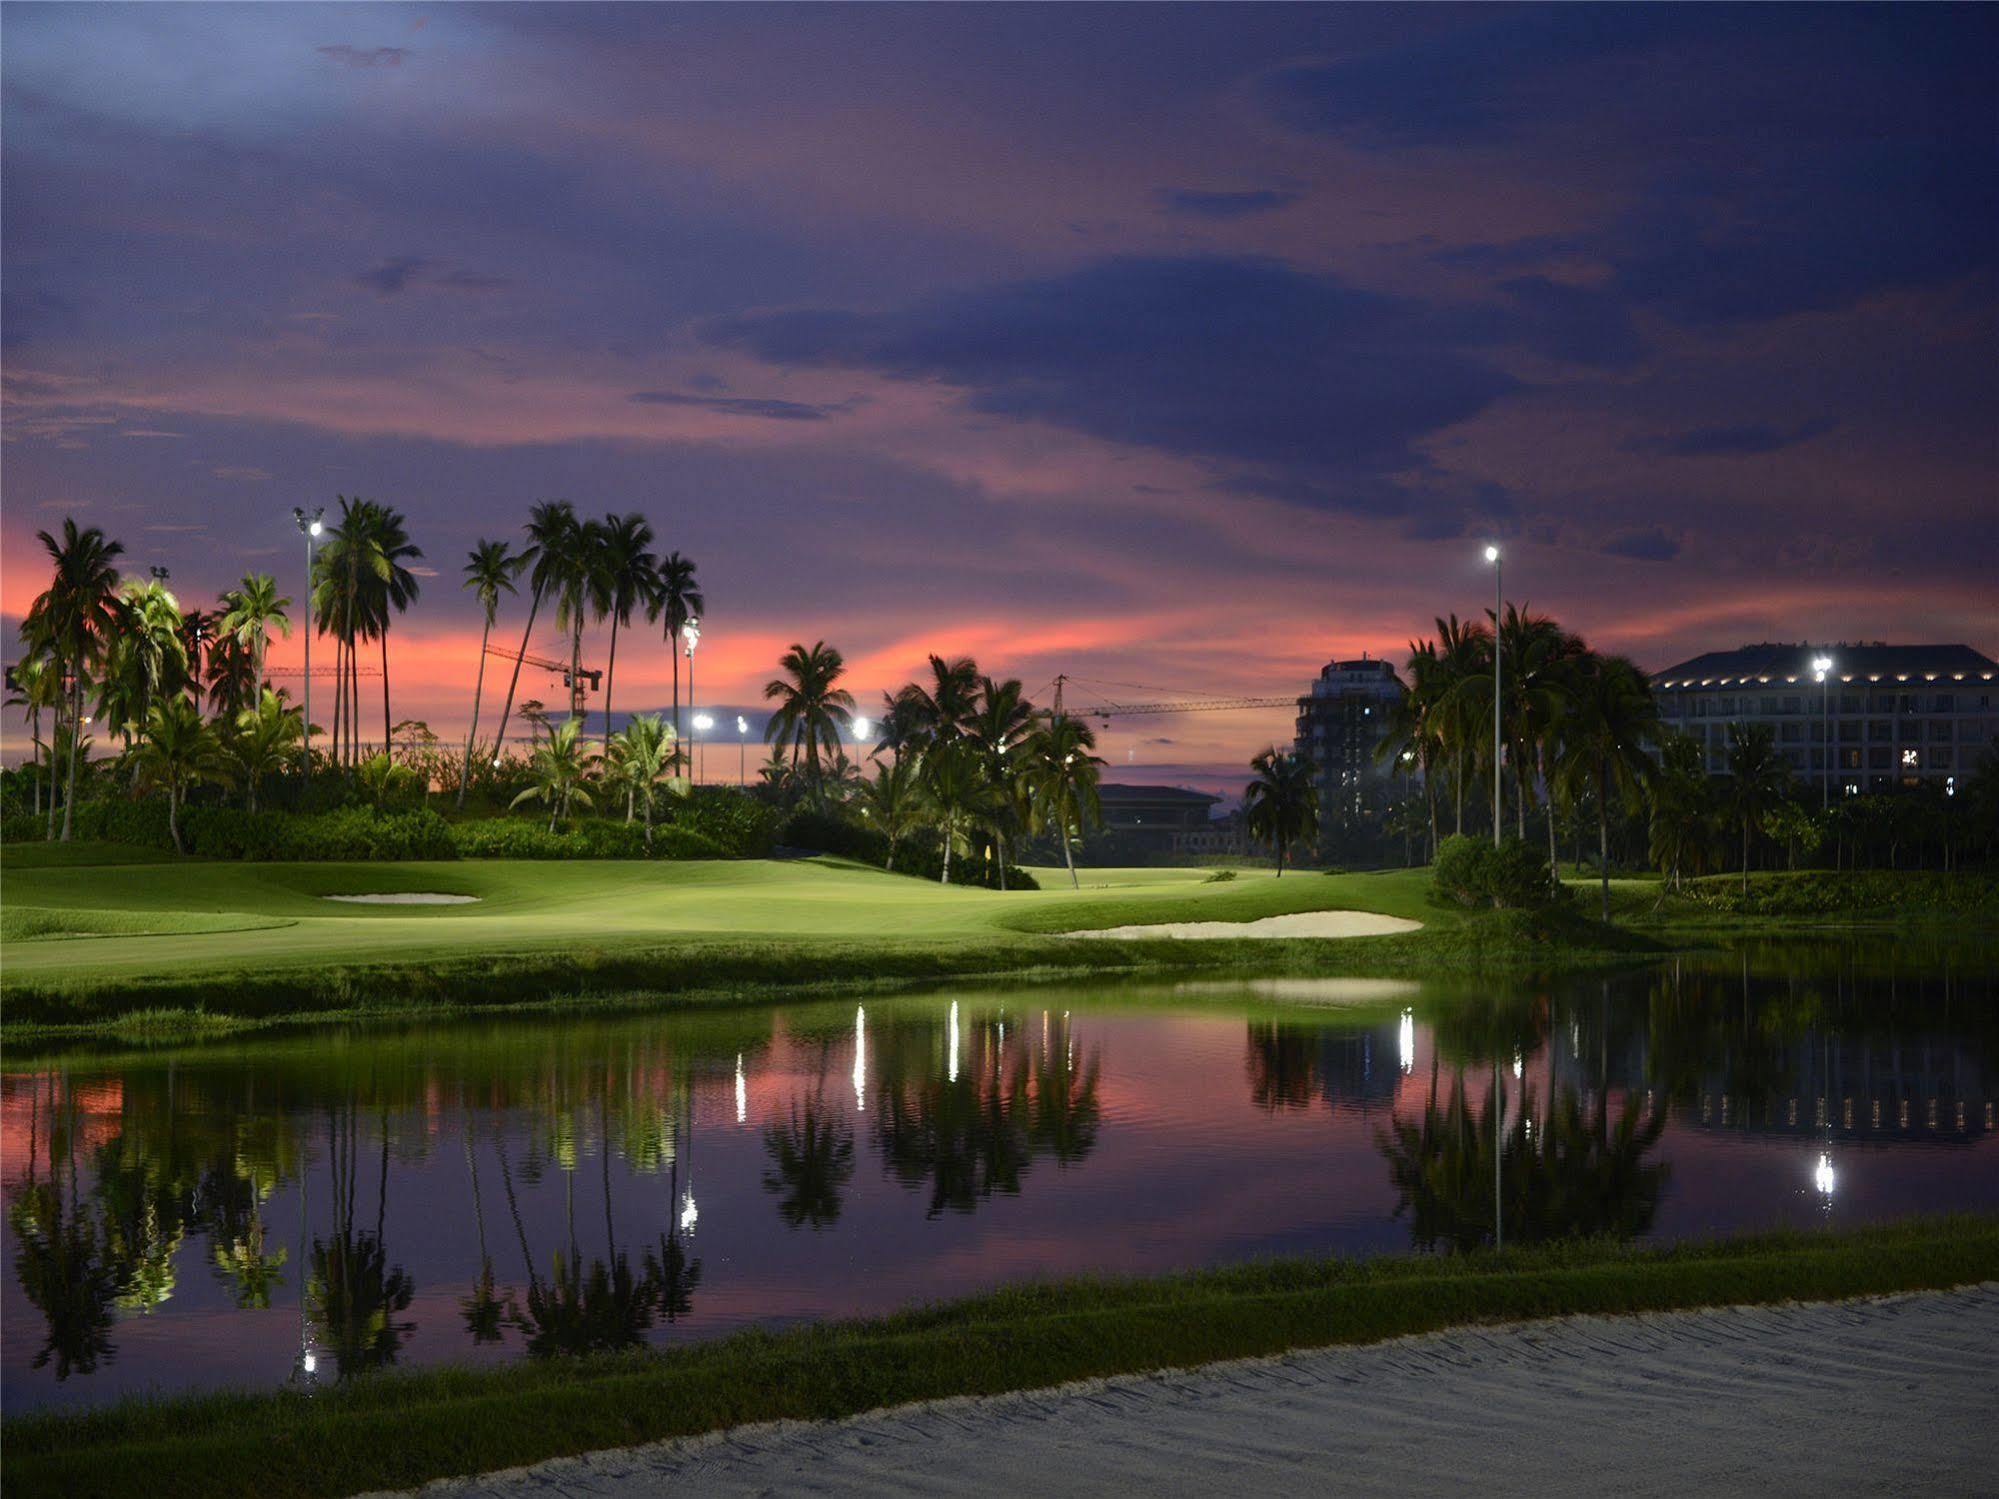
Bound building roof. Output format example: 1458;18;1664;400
1652;642;1998;687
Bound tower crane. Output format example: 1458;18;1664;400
1051;673;1296;725
486;644;601;717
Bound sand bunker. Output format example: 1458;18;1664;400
1067;910;1420;941
321;893;481;905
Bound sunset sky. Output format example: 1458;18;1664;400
5;4;1995;791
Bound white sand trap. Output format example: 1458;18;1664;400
1067;910;1420;941
321;892;481;905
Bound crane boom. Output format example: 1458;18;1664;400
485;644;601;715
1085;696;1296;718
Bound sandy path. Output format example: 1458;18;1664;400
375;1285;1999;1498
1068;910;1421;941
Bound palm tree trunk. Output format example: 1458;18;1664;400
381;631;392;757
459;617;493;808
1062;807;1079;890
1454;749;1466;835
940;822;953;885
60;669;81;842
671;648;681;770
1741;819;1751;896
169;781;183;854
1543;750;1560;892
493;585;544;764
603;613;619;742
1597;757;1611;923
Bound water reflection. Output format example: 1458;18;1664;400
5;945;1996;1411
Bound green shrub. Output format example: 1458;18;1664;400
1204;869;1238;883
778;806;1038;889
661;789;783;858
1432;834;1558;909
446;817;731;861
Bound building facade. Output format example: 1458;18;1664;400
1650;642;1999;794
1091;782;1223;857
1293;655;1406;849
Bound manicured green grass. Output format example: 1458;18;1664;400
10;1217;1993;1499
5;850;1660;1038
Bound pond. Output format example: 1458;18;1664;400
6;939;1997;1413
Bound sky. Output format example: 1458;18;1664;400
4;3;1996;792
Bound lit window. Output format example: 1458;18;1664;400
1900;749;1918;767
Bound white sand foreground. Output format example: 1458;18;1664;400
373;1284;1999;1499
1067;909;1421;941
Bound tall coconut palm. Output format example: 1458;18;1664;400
1649;732;1718;893
762;641;855;794
5;647;61;820
131;697;229;853
510;717;598;832
1244;746;1319;876
217;573;292;694
1029;714;1104;889
1379;636;1444;859
310;497;376;766
894;654;980;752
204;633;259;721
647;551;704;755
919;741;992;885
1554;653;1660;921
968;676;1038;890
492;501;579;765
230;689;303;814
1722;721;1790;895
856;754;925;871
553;517;607;731
361;504;423;750
99;577;188;766
457;539;520;806
28;520;125;840
177;607;216;710
595;513;657;742
1433;614;1493;837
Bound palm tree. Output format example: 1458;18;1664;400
894;654;980;752
1554;652;1660;920
606;714;675;847
5;647;61;822
920;742;992;885
554;516;607;731
1379;636;1443;860
28;520;125;840
131;698;229;852
1244;747;1319;876
99;577;188;766
969;676;1038;890
1029;715;1104;889
177;606;216;710
1722;721;1790;895
361;504;423;751
856;755;924;871
204;633;259;721
596;513;657;742
457;539;520;806
647;551;704;757
217;573;292;694
357;751;419;810
1648;732;1717;892
492;501;579;765
762;641;855;795
510;717;598;832
230;689;303;813
1433;614;1493;837
310;497;377;766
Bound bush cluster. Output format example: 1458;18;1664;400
778;807;1038;890
1431;834;1559;910
447;818;727;861
1682;870;1999;917
10;800;458;861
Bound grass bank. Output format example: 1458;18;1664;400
0;849;1660;1041
9;1217;1994;1499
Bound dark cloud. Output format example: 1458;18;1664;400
317;46;411;69
628;389;840;422
707;256;1521;502
1490;276;1645;368
1155;188;1301;221
354;258;510;296
1623;419;1836;459
1601;525;1681;563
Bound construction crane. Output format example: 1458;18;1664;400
267;665;381;678
486;643;601;717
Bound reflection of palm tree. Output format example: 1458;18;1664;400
8;1086;121;1378
309;1106;415;1377
460;1123;512;1345
1028;1017;1102;1165
762;1099;855;1229
1245;1023;1317;1111
651;1152;704;1323
876;1017;1035;1216
511;1250;661;1357
211;1211;288;1310
1378;1076;1669;1252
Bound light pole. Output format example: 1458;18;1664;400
1812;653;1835;809
1484;544;1502;846
681;616;700;781
736;715;749;788
292;507;324;777
693;713;713;785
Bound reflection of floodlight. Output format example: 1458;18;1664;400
1398;1008;1414;1075
1814;1153;1835;1197
679;1192;698;1234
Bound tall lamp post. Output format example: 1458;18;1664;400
1812;654;1835;808
681;616;700;781
736;715;749;788
292;507;324;777
692;713;713;786
1484;544;1502;846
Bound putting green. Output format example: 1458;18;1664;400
0;846;1442;994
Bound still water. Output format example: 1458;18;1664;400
6;941;1996;1412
